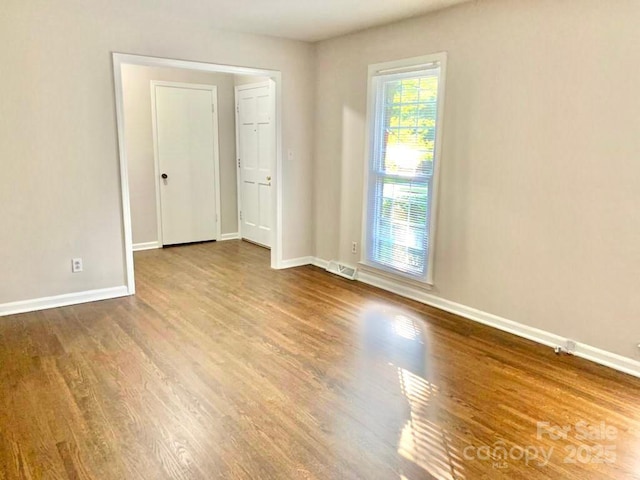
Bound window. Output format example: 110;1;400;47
363;54;447;284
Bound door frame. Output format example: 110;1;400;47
234;81;272;243
150;80;222;246
113;53;284;295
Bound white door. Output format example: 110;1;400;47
236;82;274;247
153;83;220;246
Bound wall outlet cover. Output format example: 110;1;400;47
72;258;83;273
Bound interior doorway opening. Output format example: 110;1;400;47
113;54;283;295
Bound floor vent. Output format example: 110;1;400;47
326;261;358;280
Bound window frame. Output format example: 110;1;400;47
360;53;448;286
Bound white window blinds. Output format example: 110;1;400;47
365;61;444;282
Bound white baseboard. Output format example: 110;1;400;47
573;344;640;379
0;286;130;317
135;235;240;248
313;258;640;379
278;256;315;269
311;257;329;269
219;233;240;241
133;241;160;251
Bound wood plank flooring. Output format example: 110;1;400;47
1;240;639;479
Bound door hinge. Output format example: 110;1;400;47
239;211;242;220
212;104;215;113
236;104;239;114
237;158;241;168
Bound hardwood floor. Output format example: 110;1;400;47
1;241;639;479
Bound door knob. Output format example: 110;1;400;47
161;173;168;179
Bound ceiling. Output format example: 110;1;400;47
129;0;473;42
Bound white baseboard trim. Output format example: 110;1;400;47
311;259;640;379
278;256;315;269
274;256;332;270
573;345;640;379
133;241;160;251
311;257;329;269
219;233;240;241
0;286;130;317
357;268;562;345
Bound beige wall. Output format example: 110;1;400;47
234;74;271;87
314;0;640;360
122;65;238;244
0;0;315;304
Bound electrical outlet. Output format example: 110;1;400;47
351;242;358;254
72;258;83;273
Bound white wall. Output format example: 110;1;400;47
0;0;315;304
314;0;640;360
122;65;238;244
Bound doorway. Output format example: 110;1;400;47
113;53;282;294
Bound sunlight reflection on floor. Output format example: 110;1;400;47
393;315;422;340
359;304;467;480
397;368;465;479
394;315;465;480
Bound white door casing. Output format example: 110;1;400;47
151;81;221;246
235;82;274;247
